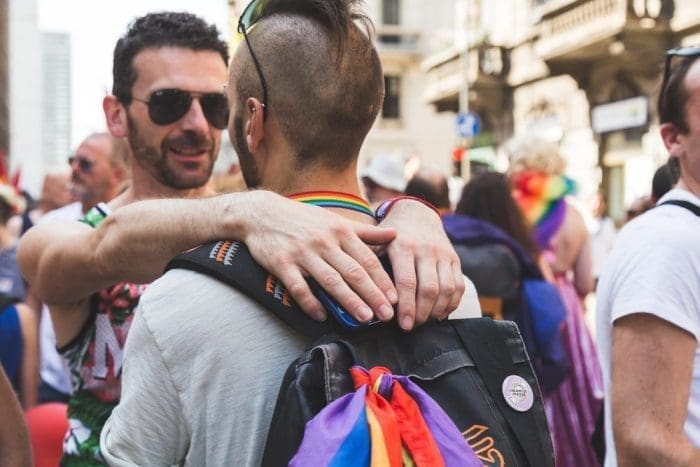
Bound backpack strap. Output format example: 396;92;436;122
165;241;329;340
658;199;700;216
452;318;552;467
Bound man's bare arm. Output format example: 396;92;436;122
0;366;31;467
612;313;700;466
19;190;398;321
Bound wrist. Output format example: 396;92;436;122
375;196;441;222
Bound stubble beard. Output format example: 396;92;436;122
126;112;217;190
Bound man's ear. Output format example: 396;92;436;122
660;123;685;158
104;95;129;138
244;97;265;153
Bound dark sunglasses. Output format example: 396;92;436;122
660;46;700;104
238;0;268;120
132;89;229;129
68;156;94;173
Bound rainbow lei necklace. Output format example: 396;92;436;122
289;191;374;218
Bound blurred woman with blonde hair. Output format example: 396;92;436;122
507;136;603;466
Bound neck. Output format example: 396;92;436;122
261;165;374;224
126;166;215;204
678;176;700;199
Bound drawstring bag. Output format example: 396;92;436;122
290;366;481;467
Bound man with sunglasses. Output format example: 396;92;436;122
596;47;700;466
100;1;480;465
19;10;469;466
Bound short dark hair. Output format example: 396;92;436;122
658;56;700;133
404;172;450;210
456;172;540;260
651;160;680;202
112;12;229;103
234;0;383;170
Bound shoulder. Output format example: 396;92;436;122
137;268;270;350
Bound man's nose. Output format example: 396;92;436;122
180;98;210;133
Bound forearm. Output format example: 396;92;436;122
21;191;267;305
0;368;31;467
93;191;263;284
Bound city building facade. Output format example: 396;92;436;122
424;0;700;223
41;32;71;168
0;0;8;166
9;0;43;194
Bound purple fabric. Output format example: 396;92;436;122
393;374;482;467
535;199;567;249
544;273;604;467
442;214;542;278
289;385;368;466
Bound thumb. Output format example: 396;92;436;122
354;224;397;246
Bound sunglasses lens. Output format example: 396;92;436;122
200;94;230;129
69;156;93;172
240;0;266;32
148;90;192;125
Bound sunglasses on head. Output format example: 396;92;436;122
660;46;700;103
132;89;229;129
238;0;269;120
68;156;94;173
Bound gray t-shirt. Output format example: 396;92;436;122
100;268;310;466
101;267;480;466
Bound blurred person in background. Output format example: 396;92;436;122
596;49;700;467
443;172;571;394
589;190;616;285
31;132;130;406
507;136;603;467
361;153;407;207
0;182;38;409
17;172;74;235
404;168;451;213
0;365;32;467
651;158;680;204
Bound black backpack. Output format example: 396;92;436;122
167;241;555;467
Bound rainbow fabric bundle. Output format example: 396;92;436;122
511;170;576;247
289;366;480;467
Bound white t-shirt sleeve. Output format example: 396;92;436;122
100;309;189;467
610;237;700;340
449;275;482;319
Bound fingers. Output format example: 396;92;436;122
428;259;456;322
354;224;397;246
414;254;441;326
312;247;394;322
389;245;418;331
343;226;398;307
274;265;327;321
447;260;466;315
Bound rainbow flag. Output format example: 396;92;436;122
290;366;480;466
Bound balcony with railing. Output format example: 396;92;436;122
533;0;672;63
422;45;509;112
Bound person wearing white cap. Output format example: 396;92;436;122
361;153;407;208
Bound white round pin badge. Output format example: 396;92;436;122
502;375;534;412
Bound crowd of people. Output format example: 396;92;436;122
0;0;698;466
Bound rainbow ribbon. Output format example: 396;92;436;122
290;366;480;467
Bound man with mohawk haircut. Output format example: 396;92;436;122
100;0;480;465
